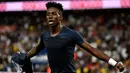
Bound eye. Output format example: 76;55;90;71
46;12;58;16
52;12;57;15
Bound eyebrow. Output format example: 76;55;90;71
46;12;60;15
46;11;62;16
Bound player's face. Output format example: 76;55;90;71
46;7;62;27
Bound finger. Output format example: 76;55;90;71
119;67;124;72
116;62;125;72
118;62;123;65
56;12;60;17
17;51;20;54
120;68;124;72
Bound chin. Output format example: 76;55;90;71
48;23;58;27
48;24;56;27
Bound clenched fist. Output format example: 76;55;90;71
115;62;125;72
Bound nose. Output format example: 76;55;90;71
48;16;53;19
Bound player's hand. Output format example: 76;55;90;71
17;51;21;54
12;51;33;73
115;62;125;72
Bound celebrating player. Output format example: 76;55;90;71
12;2;125;73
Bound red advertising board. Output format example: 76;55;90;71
121;0;130;8
22;1;47;11
70;1;102;9
0;3;6;12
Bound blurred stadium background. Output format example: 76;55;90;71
0;0;130;73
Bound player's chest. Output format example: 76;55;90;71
43;35;72;48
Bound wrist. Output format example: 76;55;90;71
108;58;117;67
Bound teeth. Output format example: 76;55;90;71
49;22;53;24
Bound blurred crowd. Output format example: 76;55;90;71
0;9;130;73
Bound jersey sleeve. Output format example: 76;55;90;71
71;30;85;46
36;32;45;49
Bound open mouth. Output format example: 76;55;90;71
48;20;54;24
48;22;54;24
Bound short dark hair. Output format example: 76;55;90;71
46;2;63;12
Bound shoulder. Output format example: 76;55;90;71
41;31;49;35
63;26;80;39
63;26;77;34
40;31;50;39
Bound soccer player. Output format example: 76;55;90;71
14;2;125;73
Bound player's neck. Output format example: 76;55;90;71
49;24;63;37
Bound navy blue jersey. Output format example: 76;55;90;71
40;26;85;73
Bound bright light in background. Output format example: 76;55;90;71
0;0;130;12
